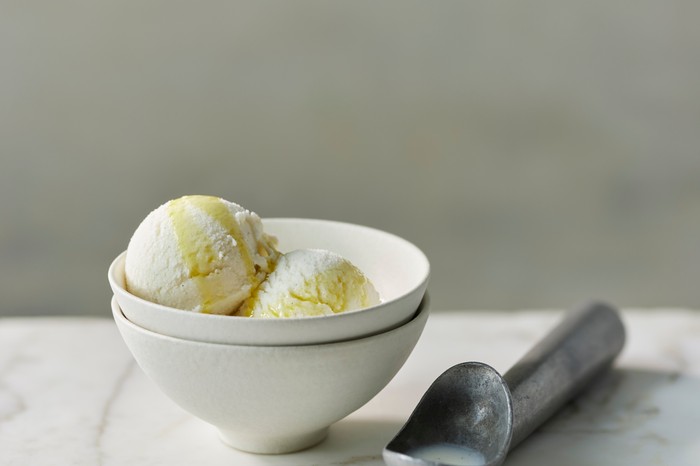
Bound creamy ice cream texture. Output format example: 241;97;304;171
238;249;381;318
125;195;279;315
125;195;380;317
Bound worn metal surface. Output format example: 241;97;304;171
384;302;626;466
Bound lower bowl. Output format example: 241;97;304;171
112;295;429;454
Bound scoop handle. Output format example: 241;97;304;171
503;301;625;449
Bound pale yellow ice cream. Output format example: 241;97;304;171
125;195;279;314
237;248;381;318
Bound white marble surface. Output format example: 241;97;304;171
1;310;699;466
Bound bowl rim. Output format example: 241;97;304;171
112;293;429;349
108;217;430;324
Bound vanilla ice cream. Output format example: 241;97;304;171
237;248;381;318
125;195;279;314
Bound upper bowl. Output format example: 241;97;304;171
109;218;430;345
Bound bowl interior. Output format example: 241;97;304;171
265;218;428;303
109;218;429;345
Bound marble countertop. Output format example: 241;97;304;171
1;309;698;466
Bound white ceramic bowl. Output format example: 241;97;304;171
109;218;429;346
112;295;428;453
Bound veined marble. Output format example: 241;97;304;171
0;310;698;465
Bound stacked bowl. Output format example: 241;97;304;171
108;219;430;454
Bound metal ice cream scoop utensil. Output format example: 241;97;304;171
384;301;625;466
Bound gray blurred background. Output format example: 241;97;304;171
2;1;699;316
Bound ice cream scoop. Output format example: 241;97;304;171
237;248;381;318
384;302;625;466
125;195;279;315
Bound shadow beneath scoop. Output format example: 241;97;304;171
504;367;700;466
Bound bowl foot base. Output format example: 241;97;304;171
218;426;329;454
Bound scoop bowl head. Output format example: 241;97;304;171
384;362;513;466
